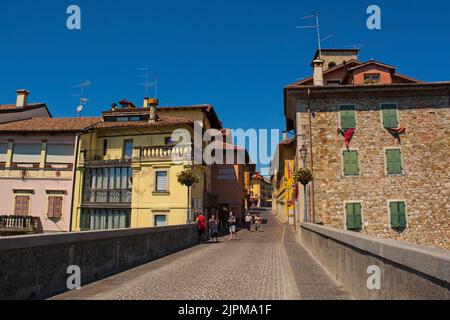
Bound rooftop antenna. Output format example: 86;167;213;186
137;67;158;98
72;80;91;117
297;13;333;59
343;43;367;50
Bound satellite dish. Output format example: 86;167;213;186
77;105;84;113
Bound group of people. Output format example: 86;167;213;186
196;212;263;243
244;212;263;233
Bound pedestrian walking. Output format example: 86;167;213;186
228;212;238;240
255;214;263;232
245;213;253;232
196;213;207;241
208;215;219;243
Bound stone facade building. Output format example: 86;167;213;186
284;49;450;249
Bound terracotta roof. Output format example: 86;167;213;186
0;117;102;133
102;104;222;129
0;103;49;114
94;116;193;129
347;60;396;72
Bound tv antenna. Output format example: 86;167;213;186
137;67;158;98
72;80;91;117
343;43;367;50
297;13;333;59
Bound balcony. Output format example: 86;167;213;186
83;189;132;206
138;145;193;162
0;216;40;236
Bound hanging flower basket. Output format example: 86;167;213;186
177;168;200;187
294;168;314;186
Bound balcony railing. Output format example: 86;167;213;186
81;145;193;166
0;216;40;236
138;145;193;161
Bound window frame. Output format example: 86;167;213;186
380;102;400;129
123;139;134;159
153;213;168;227
342;149;360;177
364;73;381;84
154;169;170;193
14;193;31;216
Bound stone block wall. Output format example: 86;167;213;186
297;93;450;249
0;224;198;300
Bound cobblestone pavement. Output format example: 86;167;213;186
52;211;351;300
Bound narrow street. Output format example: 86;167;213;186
52;211;351;300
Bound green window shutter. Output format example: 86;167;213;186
382;104;399;128
354;203;362;230
340;106;356;129
346;203;362;230
346;203;355;229
344;150;359;176
386;149;403;175
390;202;407;229
398;202;407;228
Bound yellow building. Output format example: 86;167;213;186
249;173;272;208
71;98;221;231
271;139;296;224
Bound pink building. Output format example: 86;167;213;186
0;117;100;233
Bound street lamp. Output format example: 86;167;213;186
300;145;308;168
300;145;308;222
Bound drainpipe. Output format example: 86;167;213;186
307;88;316;223
69;132;81;232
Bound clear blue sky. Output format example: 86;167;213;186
1;0;449;172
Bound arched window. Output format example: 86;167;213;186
328;62;337;68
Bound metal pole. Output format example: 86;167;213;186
303;184;308;222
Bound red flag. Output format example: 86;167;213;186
294;183;299;202
344;128;355;150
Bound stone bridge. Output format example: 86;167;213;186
0;210;448;300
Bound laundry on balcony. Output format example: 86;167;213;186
338;128;356;150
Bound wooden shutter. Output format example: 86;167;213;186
390;202;407;229
344;151;359;176
346;203;362;230
15;196;30;216
346;203;355;229
340;106;356;129
382;105;399;128
48;196;63;218
386;149;403;174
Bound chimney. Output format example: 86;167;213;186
312;59;325;86
143;97;150;108
16;89;30;108
148;98;159;123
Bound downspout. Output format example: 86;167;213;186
307;88;316;223
69;132;81;232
